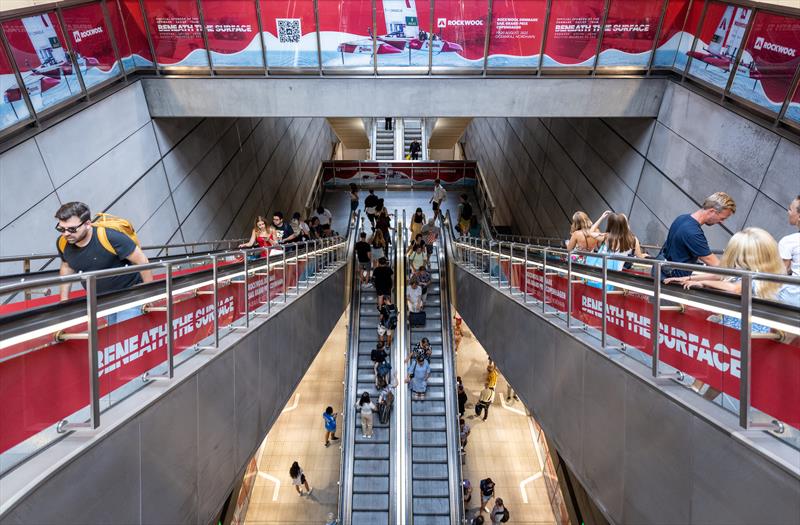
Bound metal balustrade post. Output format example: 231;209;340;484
495;242;501;287
739;273;753;429
566;252;573;329
601;254;608;349
242;252;250;328
651;261;661;377
212;255;219;347
165;263;175;377
282;250;288;304
302;241;309;288
542;248;548;313
523;244;529;304
294;246;300;295
506;243;513;294
86;275;101;429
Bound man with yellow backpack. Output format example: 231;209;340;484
55;202;152;323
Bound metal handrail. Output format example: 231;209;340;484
396;208;410;525
452;234;800;432
337;211;361;525
439;211;466;523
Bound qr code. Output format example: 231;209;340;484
277;19;301;43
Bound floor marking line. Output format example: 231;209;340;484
257;472;282;501
281;393;300;413
499;392;527;416
519;472;543;504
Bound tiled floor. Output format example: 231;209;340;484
245;312;349;525
457;318;558;525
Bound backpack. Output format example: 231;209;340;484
500;508;510;522
480;479;493;496
371;348;386;362
57;213;139;256
377;361;392;378
383;304;398;330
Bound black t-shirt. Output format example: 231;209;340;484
364;194;379;210
355;241;371;262
59;227;142;294
372;265;394;291
460;202;473;220
273;221;294;243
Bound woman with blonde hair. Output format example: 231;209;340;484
239;216;277;259
566;211;601;253
665;228;799;320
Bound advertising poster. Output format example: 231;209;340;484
201;0;264;68
1;14;83;112
112;0;155;69
317;0;375;69
486;0;546;68
669;0;705;71
686;2;752;90
143;0;209;67
62;3;122;89
652;0;690;68
0;39;31;130
541;0;604;68
788;83;800;126
375;0;433;68
728;12;800;115
596;0;662;68
260;0;319;68
431;0;488;68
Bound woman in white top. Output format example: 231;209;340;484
358;391;377;438
289;461;312;496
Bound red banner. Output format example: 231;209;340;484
542;0;605;67
499;260;800;429
62;2;120;88
143;0;208;67
322;161;477;183
486;0;547;68
0;259;305;453
596;0;663;67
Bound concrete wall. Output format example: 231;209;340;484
453;265;800;525
464;82;800;251
0;81;336;273
0;265;347;525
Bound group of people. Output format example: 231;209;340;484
565;193;800;310
239;207;336;258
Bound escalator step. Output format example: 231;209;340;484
412;463;449;480
412;400;445;415
353;493;389;511
354;459;389;476
354;476;389;493
413;446;447;463
354;443;390;459
352;511;389;525
413;480;450;497
413;513;452;524
355;428;389;443
412;415;447;431
412;431;447;446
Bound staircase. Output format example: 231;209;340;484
404;119;424;160
375;120;395;160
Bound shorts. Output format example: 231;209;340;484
377;324;394;337
375;288;391;297
359;261;371;272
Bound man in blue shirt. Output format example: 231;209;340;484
660;192;736;279
323;406;339;448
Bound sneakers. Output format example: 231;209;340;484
307;486;314;495
331;436;340;441
324;442;330;447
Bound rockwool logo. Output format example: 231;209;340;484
437;17;483;28
754;36;796;57
72;26;104;43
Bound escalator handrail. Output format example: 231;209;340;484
439;211;466;523
397;209;410;525
337;211;362;524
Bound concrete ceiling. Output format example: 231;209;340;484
326;118;370;150
428;118;472;150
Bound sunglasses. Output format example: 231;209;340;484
55;221;87;234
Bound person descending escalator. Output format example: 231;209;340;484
410;138;422;160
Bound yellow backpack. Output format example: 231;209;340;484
57;213;140;255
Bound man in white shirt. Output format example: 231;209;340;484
316;206;333;236
407;278;423;313
430;179;446;208
779;196;800;275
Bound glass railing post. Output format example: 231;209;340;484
267;254;272;314
601;254;608;348
739;273;753;429
242;252;250;328
295;245;300;295
495;242;501;287
506;243;513;294
303;241;309;287
651;261;661;377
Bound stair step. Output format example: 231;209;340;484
412;415;447;431
354;476;389;493
412;516;452;525
413;446;448;463
352;512;389;525
354;459;389;476
413;480;450;497
354;443;390;459
413;463;449;480
412;400;446;415
412;431;448;446
353;493;389;511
